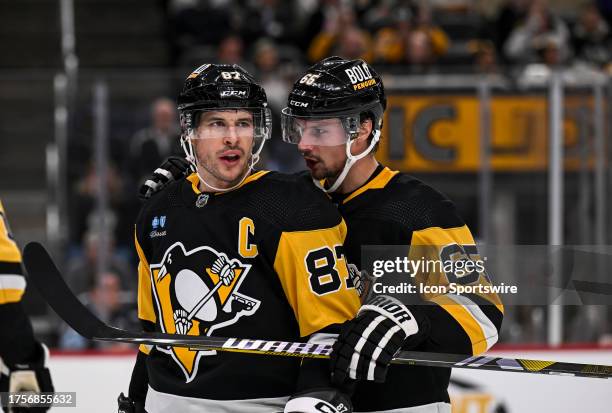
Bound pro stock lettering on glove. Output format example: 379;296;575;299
330;295;418;384
138;156;191;200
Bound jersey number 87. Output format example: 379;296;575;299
306;246;353;296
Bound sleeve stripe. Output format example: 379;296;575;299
135;229;156;323
0;289;25;304
0;274;26;291
446;294;499;351
0;262;23;275
430;294;498;354
0;274;26;304
462;293;504;331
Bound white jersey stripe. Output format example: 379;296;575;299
444;294;498;351
0;274;26;291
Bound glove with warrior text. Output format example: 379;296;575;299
138;156;191;200
284;388;352;413
330;295;419;384
8;342;54;412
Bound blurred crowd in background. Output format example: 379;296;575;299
28;0;612;349
164;0;612;76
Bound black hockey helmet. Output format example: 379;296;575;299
281;56;386;146
178;63;271;133
282;57;386;192
177;63;272;169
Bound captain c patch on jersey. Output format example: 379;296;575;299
150;242;260;382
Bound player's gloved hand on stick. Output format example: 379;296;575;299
8;342;54;412
284;388;352;413
330;295;419;384
138;156;191;200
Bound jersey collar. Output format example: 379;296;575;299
332;164;399;205
186;170;270;195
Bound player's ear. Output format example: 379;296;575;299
355;118;373;150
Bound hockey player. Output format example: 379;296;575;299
0;200;53;411
280;57;504;412
122;64;361;413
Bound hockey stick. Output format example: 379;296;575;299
23;242;612;379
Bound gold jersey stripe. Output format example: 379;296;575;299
342;167;399;204
186;170;271;195
430;294;488;355
0;288;25;304
135;229;156;323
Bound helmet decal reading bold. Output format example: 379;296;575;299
344;63;373;84
344;62;376;92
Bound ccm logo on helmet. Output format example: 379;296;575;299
290;100;309;108
220;89;247;98
345;63;374;89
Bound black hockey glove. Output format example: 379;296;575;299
8;342;54;412
117;391;147;413
138;156;191;200
117;392;135;413
284;388;352;413
330;295;419;384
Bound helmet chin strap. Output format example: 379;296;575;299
314;130;381;193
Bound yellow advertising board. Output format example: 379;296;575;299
379;94;599;172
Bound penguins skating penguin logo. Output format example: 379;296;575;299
150;242;260;382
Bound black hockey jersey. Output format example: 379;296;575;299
328;165;504;411
0;200;37;366
134;171;360;403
